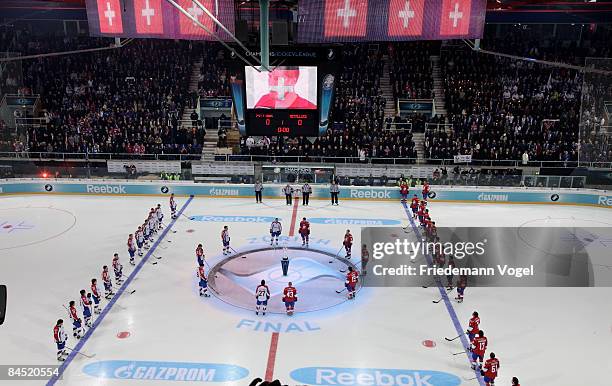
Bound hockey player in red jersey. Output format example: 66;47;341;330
410;195;419;218
102;265;113;299
299;217;310;247
470;330;488;370
53;319;68;361
422;181;430;200
467;311;481;342
68;300;83;339
197;263;210;297
90;278;101;314
481;352;500;386
456;274;467;303
343;229;353;258
196;244;205;266
345;266;359;299
399;182;409;202
282;282;297;316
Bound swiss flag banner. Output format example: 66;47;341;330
177;0;215;37
96;0;123;34
388;0;425;37
324;0;368;37
134;0;164;34
439;0;472;36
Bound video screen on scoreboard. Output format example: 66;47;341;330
245;66;318;110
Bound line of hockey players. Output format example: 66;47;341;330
408;183;515;385
53;203;167;362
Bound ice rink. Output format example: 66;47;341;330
1;193;612;385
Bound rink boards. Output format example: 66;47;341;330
0;179;611;208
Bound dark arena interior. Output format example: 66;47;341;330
0;1;612;385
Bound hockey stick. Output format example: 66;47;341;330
463;376;478;381
162;221;177;233
181;213;192;221
329;245;344;264
445;332;466;342
335;287;347;294
65;346;96;359
230;246;246;258
432;287;454;303
451;350;467;356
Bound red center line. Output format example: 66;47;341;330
265;196;299;381
264;332;280;381
288;195;300;237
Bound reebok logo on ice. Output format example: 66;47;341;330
350;189;391;199
290;367;461;386
86;184;126;194
477;193;508;202
598;196;612;206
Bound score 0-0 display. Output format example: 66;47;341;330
247;110;318;136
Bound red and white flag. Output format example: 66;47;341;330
96;0;123;34
388;0;425;37
324;0;368;38
177;0;215;38
134;0;164;34
439;0;472;36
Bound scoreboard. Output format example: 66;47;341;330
247;110;319;137
85;0;236;40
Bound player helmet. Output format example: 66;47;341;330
473;311;478;317
261;280;266;285
69;300;75;306
57;319;63;325
490;352;495;358
348;266;353;272
512;377;519;385
478;330;484;337
80;289;85;296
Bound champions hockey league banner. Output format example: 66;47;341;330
85;0;236;40
297;0;486;42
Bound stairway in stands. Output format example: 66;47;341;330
181;57;203;132
431;55;447;119
413;132;425;163
380;54;397;118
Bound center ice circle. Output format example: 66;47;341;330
208;246;361;314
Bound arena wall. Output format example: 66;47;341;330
1;179;611;208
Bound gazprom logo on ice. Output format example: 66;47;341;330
86;184;126;194
477;193;508;202
208;187;240;196
349;189;391;199
598;196;612;206
309;217;401;226
290;367;461;386
82;360;249;382
190;215;277;223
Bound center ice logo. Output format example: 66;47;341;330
219;257;344;293
291;367;461;386
82;360;249;382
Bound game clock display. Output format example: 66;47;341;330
246;110;318;136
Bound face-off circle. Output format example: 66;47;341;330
208;246;361;314
0;207;76;250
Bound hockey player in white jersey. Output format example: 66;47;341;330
255;279;271;316
270;218;282;246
